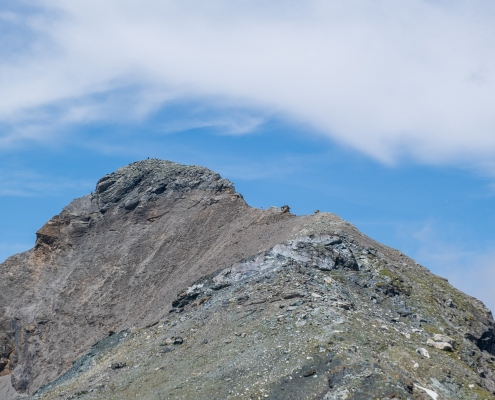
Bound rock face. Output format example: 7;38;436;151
1;159;495;399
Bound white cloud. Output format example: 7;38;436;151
2;1;495;169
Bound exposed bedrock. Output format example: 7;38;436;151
0;159;494;399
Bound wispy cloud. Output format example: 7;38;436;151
1;1;495;170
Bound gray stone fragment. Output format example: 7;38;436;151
427;339;453;351
174;337;184;345
416;348;430;358
124;198;140;210
110;362;126;370
432;334;455;345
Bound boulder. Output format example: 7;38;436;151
432;334;455;345
427;339;453;351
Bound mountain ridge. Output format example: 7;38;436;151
1;159;494;399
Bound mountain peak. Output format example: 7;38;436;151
1;160;494;399
93;159;234;212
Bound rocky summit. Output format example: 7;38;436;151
0;159;494;400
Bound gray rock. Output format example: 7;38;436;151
416;348;430;358
432;334;455;345
427;339;453;351
110;362;126;370
124;198;140;210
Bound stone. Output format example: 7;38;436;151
211;283;231;291
445;299;456;308
110;362;126;370
427;339;453;351
414;384;438;400
174;337;184;345
303;369;316;377
432;334;455;345
315;260;335;271
416;348;430;358
124;198;140;210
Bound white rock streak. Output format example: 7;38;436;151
414;384;439;400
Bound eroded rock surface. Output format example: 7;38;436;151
1;159;494;399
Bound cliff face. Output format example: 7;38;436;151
1;159;494;399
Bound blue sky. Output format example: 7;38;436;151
1;0;494;312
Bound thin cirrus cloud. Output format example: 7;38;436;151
1;0;495;169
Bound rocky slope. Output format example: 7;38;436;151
1;159;494;399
